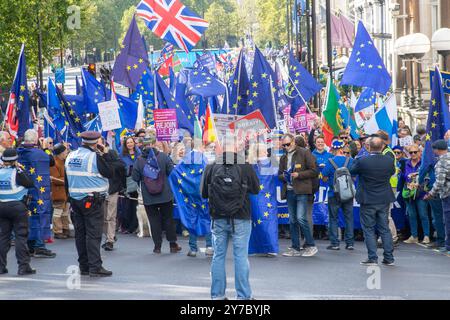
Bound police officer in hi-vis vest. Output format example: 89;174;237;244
65;131;114;277
0;149;36;275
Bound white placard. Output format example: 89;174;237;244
98;100;122;132
399;136;414;147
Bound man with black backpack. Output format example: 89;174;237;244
200;135;260;300
322;140;355;251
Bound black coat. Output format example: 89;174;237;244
107;149;126;194
200;152;260;220
350;152;396;205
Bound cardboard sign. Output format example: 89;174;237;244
228;110;269;142
98;100;122;131
294;106;308;132
213;113;240;137
153;109;178;141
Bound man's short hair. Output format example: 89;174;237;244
369;137;384;152
376;130;389;142
416;124;426;136
24;129;38;144
295;135;306;148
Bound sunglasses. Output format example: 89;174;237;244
409;151;419;154
394;151;402;154
344;151;350;155
48;142;53;145
282;143;292;148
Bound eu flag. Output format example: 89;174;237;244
341;21;392;95
228;50;251;115
168;151;211;236
287;52;322;117
155;71;194;135
421;67;450;171
65;94;87;125
249;46;277;128
9;44;32;138
249;159;279;255
116;93;138;130
81;68;107;113
111;16;149;90
46;77;66;131
186;67;226;98
354;87;376;112
173;69;196;121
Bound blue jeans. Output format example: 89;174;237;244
442;197;450;251
286;191;315;250
27;239;46;250
211;219;252;300
405;199;430;237
428;199;446;247
189;232;212;252
360;203;394;263
328;196;354;247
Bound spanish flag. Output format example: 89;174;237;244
202;104;218;145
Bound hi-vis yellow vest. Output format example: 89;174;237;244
383;147;398;188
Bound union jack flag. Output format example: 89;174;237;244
136;0;209;53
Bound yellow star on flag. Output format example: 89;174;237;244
265;192;271;198
233;79;238;85
198;169;203;173
190;169;195;174
39;187;45;193
76;132;81;137
248;100;254;106
33;208;37;213
139;58;144;63
432;99;436;106
431;122;437;128
264;211;269;217
37;199;44;206
295;72;300;77
179;188;183;194
69;109;75;115
184;197;189;203
433;111;439;117
20;85;25;91
178;179;182;184
260;184;264;190
192;203;197;208
261;73;268;79
252;92;258;97
257;219;262;224
181;172;187;177
425;134;431;141
267;203;272;208
127;66;131;71
74;117;80;123
201;204;206;209
19;95;24;102
36;176;42;182
29;167;35;174
252;81;258;88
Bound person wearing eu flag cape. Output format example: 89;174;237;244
17;129;56;258
247;143;279;256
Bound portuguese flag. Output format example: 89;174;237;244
322;77;343;146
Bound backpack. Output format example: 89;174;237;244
209;164;247;219
329;157;355;203
142;150;164;195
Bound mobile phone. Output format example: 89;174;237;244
97;144;105;152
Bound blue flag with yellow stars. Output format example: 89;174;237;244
341;21;392;95
421;67;450;172
130;69;156;127
186;67;226;98
174;69;196;122
168;151;211;236
249;47;278;129
65;94;87;125
111;16;149;90
46;77;66;131
81;68;107;114
354;87;376;112
10;44;32;138
17;147;52;241
287;52;322;118
228;50;251;115
249;159;279;255
155;71;194;135
116;93;138;130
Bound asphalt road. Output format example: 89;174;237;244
0;234;449;300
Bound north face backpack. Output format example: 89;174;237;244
209;164;247;218
329;157;355;203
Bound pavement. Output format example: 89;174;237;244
0;234;449;300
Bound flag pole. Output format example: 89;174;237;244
287;73;313;115
234;49;244;120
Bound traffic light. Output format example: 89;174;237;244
88;63;96;77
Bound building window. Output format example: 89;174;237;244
430;0;439;33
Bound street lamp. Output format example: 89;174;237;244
431;28;450;70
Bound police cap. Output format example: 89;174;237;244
80;131;101;145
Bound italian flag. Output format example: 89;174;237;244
322;76;343;146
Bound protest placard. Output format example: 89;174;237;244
98;100;122;131
153;109;178;141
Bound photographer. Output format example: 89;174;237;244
65;131;115;277
0;149;36;275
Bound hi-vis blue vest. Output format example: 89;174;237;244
65;147;109;200
0;167;28;202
